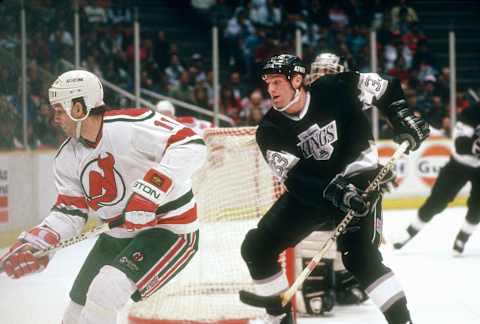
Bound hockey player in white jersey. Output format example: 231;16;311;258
0;70;207;324
156;100;213;136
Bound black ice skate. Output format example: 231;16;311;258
453;230;471;255
393;225;419;249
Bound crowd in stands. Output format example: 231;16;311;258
0;0;478;150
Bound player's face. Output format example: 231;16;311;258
52;104;76;137
263;74;294;108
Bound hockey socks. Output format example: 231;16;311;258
393;216;427;249
365;271;412;324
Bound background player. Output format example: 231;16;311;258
394;101;480;255
156;99;213;136
240;54;429;324
0;70;207;324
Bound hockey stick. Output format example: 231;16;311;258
240;141;410;309
0;217;123;274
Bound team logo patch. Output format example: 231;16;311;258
119;256;139;271
80;152;126;210
297;121;338;160
132;251;144;262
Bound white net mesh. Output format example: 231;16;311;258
129;127;283;323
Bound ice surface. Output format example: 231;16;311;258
0;207;479;324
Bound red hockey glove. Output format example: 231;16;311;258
0;226;60;279
123;169;173;230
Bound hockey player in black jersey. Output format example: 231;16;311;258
239;54;429;324
394;102;480;255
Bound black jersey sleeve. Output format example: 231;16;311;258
454;104;480;154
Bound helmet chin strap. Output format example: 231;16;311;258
273;88;301;112
75;121;82;139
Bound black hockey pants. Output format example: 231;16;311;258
419;158;480;225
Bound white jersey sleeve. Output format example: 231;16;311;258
40;138;88;241
130;114;207;202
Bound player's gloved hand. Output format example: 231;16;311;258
323;175;379;217
387;100;430;152
0;226;60;279
123;169;173;230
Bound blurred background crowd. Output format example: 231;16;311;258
0;0;479;150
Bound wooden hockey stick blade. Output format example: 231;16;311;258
239;290;283;309
0;218;123;274
278;141;410;307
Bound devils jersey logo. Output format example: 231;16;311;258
80;152;126;210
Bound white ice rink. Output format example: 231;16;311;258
1;207;479;324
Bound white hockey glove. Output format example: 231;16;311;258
0;226;60;279
122;169;173;230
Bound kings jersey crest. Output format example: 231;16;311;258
297;121;338;160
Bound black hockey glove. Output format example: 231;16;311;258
323;175;379;217
386;100;430;152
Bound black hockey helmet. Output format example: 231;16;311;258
261;54;307;81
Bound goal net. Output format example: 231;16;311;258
129;127;285;324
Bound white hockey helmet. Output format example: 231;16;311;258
48;70;104;121
309;53;347;83
155;100;176;116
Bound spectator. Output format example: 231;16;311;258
191;83;211;110
388;56;410;84
219;86;243;124
224;7;254;69
169;71;193;105
106;4;132;26
240;88;270;122
328;3;349;31
402;22;427;54
249;0;282;28
228;71;248;101
390;0;418;31
417;61;437;83
412;39;436;70
435;67;450;101
165;54;185;88
33;102;58;148
154;31;171;72
83;0;107;24
188;53;207;83
242;106;264;126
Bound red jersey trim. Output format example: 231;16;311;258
55;195;88;210
105;108;151;118
166;127;197;150
156;205;197;225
